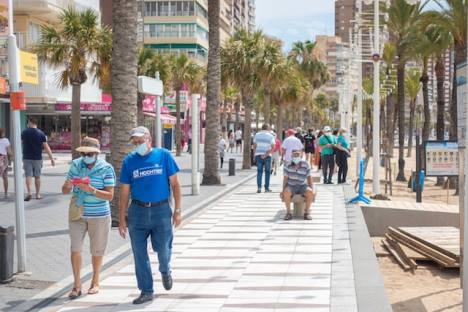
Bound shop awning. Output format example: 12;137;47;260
144;112;177;125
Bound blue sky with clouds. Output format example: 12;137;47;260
255;0;442;51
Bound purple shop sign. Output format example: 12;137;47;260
55;103;112;111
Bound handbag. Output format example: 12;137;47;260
69;196;84;221
324;135;337;155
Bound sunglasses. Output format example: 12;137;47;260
80;152;95;157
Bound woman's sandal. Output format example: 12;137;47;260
284;213;292;221
304;213;312;220
88;284;100;295
69;287;82;299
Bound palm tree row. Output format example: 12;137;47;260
380;0;466;187
221;30;331;169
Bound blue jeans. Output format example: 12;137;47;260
255;155;271;189
127;202;173;296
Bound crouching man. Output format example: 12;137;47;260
279;148;315;221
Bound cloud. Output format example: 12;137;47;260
255;0;334;21
286;28;300;36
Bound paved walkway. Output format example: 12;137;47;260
23;172;367;312
0;149;253;311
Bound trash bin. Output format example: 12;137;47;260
229;159;236;176
105;153;110;162
0;226;14;283
412;170;425;192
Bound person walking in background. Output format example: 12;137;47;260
62;137;116;299
22;117;55;201
187;127;192;154
118;126;182;305
219;133;226;169
235;127;243;153
253;124;275;193
318;126;337;184
281;129;303;167
294;127;305;157
336;128;351;184
181;131;186;151
314;130;324;171
304;128;316;169
0;126;13;198
228;130;235;153
270;132;281;175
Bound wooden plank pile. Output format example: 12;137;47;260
379;226;460;271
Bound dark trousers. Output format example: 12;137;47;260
321;154;334;183
336;150;348;183
187;139;192;154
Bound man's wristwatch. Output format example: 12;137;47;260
175;209;182;214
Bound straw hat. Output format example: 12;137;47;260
76;137;101;153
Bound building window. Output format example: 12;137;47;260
144;1;206;20
145;23;208;42
28;21;42;43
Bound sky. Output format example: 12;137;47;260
255;0;442;51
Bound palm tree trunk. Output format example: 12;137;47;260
109;0;138;225
175;89;182;156
136;91;145;126
255;105;260;130
264;88;271;125
290;108;295;130
241;91;253;169
297;106;302;128
222;100;228;138
234;102;239;131
435;60;445;186
386;92;395;158
407;100;415;157
71;84;82;160
276;98;283;141
421;70;430;171
202;0;221;185
396;60;407;181
284;107;289;130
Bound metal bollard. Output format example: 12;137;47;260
228;159;235;176
105;153;110;162
0;226;14;283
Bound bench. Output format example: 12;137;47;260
281;189;317;217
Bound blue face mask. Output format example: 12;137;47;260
292;157;301;164
133;143;148;156
83;156;96;165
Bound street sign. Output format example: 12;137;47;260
19;51;38;84
137;76;163;96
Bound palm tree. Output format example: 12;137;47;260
258;39;283;125
109;0;138;224
202;0;221;185
169;53;200;157
221;28;264;169
405;68;422;157
382;0;426;181
381;42;398;157
31;7;112;160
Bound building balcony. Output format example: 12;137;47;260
145;31;208;44
249;0;255;8
13;0;99;23
144;10;208;24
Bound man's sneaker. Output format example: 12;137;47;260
162;273;173;290
133;293;153;304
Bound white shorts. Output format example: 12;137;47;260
271;151;279;163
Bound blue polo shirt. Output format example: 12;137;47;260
21;128;47;160
338;135;349;150
120;148;179;202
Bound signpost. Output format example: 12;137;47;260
191;93;200;195
137;75;163;148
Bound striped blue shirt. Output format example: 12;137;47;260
283;160;311;186
66;160;116;218
254;130;275;156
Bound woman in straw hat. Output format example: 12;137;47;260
61;137;116;299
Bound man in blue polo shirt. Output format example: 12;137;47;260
253;124;275;193
118;126;182;305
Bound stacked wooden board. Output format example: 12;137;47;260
380;226;460;270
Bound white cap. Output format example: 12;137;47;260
324;126;331;132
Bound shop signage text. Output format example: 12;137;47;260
20;51;38;84
56;103;112;111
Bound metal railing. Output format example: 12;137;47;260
145;31;208;42
144;10;207;21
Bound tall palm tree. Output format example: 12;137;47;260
31;7;112;160
221;28;264;169
258;39;283;125
109;0;138;224
381;42;398;157
405;68;422;157
169;53;200;156
202;0;221;185
382;0;426;181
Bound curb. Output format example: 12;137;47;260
11;170;256;312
